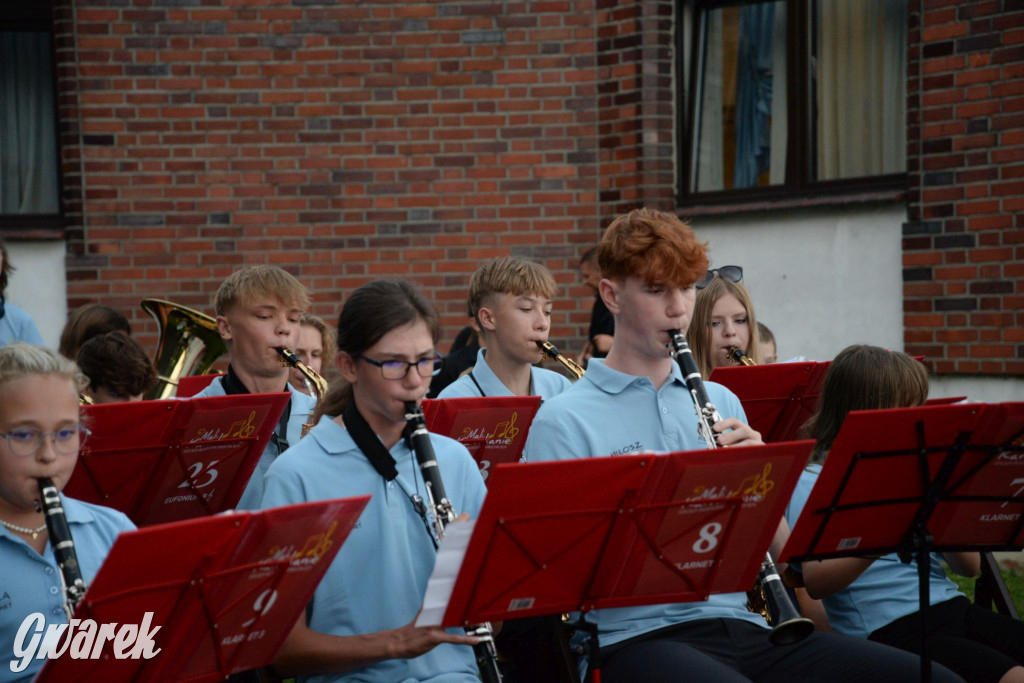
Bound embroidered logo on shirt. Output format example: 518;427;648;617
611;441;643;456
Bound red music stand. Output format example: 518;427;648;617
421;396;542;482
65;393;290;526
924;395;968;406
34;496;369;683
781;402;1024;682
709;361;830;442
176;373;225;397
419;441;812;675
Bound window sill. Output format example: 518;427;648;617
677;187;907;218
0;215;66;240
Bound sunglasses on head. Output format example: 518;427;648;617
696;265;743;290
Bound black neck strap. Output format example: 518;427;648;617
342;400;398;481
468;372;485;397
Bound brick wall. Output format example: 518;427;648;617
54;0;643;356
49;0;1022;374
904;0;1024;375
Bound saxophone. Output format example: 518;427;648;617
536;341;585;380
728;346;756;366
668;331;813;645
277;347;329;437
38;478;87;621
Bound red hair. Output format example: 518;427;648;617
598;208;709;287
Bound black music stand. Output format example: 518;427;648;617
782;402;1024;683
419;441;812;680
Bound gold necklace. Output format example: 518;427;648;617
0;518;47;540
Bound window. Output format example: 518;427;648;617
681;0;907;203
0;3;60;221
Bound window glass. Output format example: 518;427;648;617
692;2;787;192
687;0;906;198
813;0;907;181
0;30;59;215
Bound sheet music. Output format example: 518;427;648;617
416;519;476;627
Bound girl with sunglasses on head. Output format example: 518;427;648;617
687;266;763;379
788;345;1024;683
0;343;135;683
260;279;488;683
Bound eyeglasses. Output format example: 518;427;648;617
0;424;90;457
696;265;743;290
358;354;443;380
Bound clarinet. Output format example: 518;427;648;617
667;332;813;645
403;402;503;683
38;477;88;621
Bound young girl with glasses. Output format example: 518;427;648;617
687;271;763;378
0;343;135;683
260;279;487;683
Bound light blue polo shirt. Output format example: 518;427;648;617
261;416;487;683
0;304;44;348
786;465;965;638
522;358;767;647
193;376;316;510
437;348;572;400
0;497;135;683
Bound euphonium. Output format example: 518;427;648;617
728;346;756;366
536;340;585;380
404;401;503;683
141;298;228;400
277;347;328;437
38;478;87;621
668;331;813;646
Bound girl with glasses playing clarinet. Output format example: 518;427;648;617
0;343;135;683
687;266;763;379
260;279;488;683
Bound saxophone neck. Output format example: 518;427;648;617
278;347;328;436
728;346;756;366
535;341;585;380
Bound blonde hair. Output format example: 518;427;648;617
467;257;557;323
214;265;310;316
687;276;761;379
0;343;87;394
300;313;337;361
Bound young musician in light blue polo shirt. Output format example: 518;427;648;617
193;265;316;510
438;256;572;400
261;280;486;683
788;344;1024;683
0;344;135;683
522;208;962;683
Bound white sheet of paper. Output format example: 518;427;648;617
416;519;476;627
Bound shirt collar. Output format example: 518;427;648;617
584;357;685;394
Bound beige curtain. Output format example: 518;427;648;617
816;0;907;180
